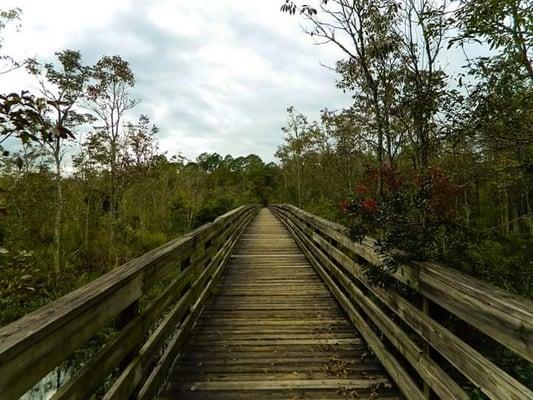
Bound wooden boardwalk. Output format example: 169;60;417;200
3;205;531;400
160;208;400;399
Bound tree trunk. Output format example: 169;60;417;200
502;188;510;236
295;155;302;208
511;194;521;234
376;131;383;194
53;144;62;275
523;171;532;233
84;196;90;252
464;190;470;227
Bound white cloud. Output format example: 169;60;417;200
1;0;351;162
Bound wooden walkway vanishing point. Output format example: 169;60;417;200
160;209;399;399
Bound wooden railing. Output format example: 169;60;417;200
271;204;533;400
1;203;531;400
0;205;258;400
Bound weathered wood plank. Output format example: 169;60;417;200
0;274;143;400
161;390;403;400
277;212;424;400
160;209;400;400
281;212;469;399
103;206;257;399
273;204;533;364
302;220;533;400
137;207;256;400
176;378;390;391
273;204;533;400
50;313;144;400
0;205;256;400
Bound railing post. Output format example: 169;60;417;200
422;296;431;400
190;235;207;297
118;299;141;368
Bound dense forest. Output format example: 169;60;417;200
0;0;531;335
0;9;284;324
276;0;532;297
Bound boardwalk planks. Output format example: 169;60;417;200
160;208;400;399
0;205;257;400
271;204;533;400
1;204;531;400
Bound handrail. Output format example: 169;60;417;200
271;204;533;400
0;205;259;400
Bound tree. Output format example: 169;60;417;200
0;8;21;75
282;0;410;191
175;162;209;229
125;114;158;167
26;50;91;273
0;91;50;148
443;0;532;234
86;55;138;174
278;107;309;207
246;158;280;206
85;55;138;265
197;152;223;173
0;9;55;151
399;0;449;170
453;0;532;80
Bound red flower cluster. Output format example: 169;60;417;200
356;184;369;195
361;198;378;213
363;165;403;194
415;168;463;216
382;165;403;191
338;200;351;213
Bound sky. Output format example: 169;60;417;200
0;0;352;162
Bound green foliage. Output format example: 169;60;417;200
195;197;235;226
0;6;530;396
88;55;136;97
0;7;21;74
338;166;469;285
453;0;532;78
277;0;533;298
0;15;283;324
0;144;279;325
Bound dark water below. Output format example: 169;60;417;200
21;368;71;400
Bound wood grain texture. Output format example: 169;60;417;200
7;203;530;400
272;204;533;364
274;210;424;400
292;213;532;400
271;204;533;400
0;205;255;400
159;208;399;400
103;206;257;400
